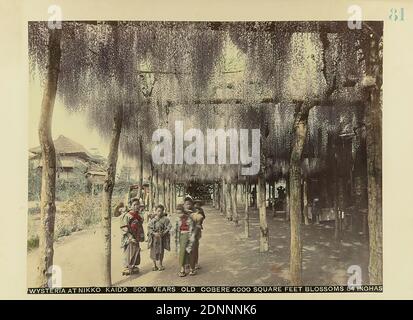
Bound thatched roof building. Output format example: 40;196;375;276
29;135;101;164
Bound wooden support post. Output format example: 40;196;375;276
148;163;154;212
221;179;225;215
244;180;250;238
212;183;217;208
162;173;166;207
258;175;269;252
303;179;309;225
155;170;159;205
285;177;290;221
232;183;239;225
226;182;233;221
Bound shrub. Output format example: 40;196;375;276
56;194;102;240
55;164;89;201
28;206;40;215
28;161;41;201
27;235;39;251
56;225;72;238
28;193;123;246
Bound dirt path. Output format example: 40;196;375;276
27;205;369;287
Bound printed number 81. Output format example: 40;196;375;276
389;8;405;22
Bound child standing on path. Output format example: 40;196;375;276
120;198;145;275
147;205;172;271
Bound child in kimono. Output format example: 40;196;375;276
147;205;171;271
175;203;195;277
120;198;145;275
191;201;206;271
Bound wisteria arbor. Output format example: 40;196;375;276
29;21;382;286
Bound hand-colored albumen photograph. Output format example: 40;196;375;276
27;20;382;289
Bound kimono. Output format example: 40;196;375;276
189;209;205;268
120;210;144;269
191;208;205;240
147;214;172;261
174;213;196;268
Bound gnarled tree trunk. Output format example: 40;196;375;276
36;28;62;288
365;33;382;284
289;101;311;285
102;104;124;287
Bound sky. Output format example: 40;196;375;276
29;76;134;168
